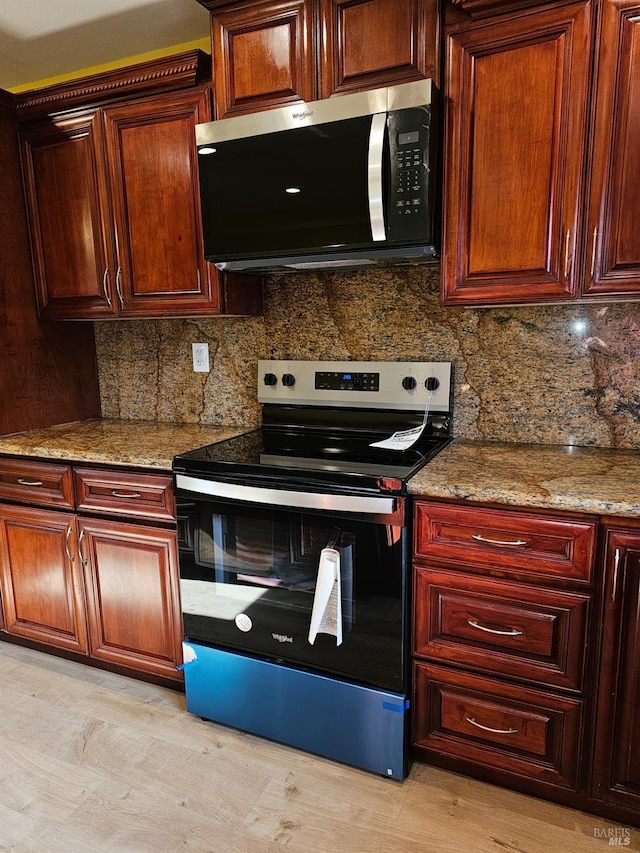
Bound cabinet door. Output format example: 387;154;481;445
103;88;221;317
20;112;117;319
582;1;640;297
211;0;315;119
318;0;440;97
442;2;594;305
80;518;183;681
0;505;89;653
591;529;640;813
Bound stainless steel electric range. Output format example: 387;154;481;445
173;360;452;780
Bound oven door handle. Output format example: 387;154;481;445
175;474;397;515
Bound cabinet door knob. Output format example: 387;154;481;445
472;534;527;547
467;619;523;637
466;717;518;735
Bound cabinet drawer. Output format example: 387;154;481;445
0;458;74;509
413;663;583;791
414;569;590;691
414;502;596;584
74;468;175;522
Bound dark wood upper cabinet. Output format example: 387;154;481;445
581;1;640;297
17;51;262;320
20;111;116;319
443;0;640;305
441;2;594;305
0;93;100;432
102;89;220;317
199;0;439;118
591;526;640;819
209;0;316;118
318;0;440;97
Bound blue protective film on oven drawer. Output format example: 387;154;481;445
182;641;410;780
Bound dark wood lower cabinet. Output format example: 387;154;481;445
591;527;640;819
412;500;639;826
0;505;89;654
80;518;182;680
0;458;183;685
414;662;583;793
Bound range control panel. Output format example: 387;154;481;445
258;360;452;412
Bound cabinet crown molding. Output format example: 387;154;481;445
15;50;212;119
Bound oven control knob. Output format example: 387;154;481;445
425;376;440;391
401;376;417;391
282;373;296;387
263;372;278;386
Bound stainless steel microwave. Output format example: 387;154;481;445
195;80;439;274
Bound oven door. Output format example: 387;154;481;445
175;475;408;693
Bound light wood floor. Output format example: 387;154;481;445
0;643;637;853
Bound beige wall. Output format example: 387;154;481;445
94;266;640;448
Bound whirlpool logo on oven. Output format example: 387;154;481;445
272;633;294;644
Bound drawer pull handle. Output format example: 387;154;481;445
17;478;44;487
612;547;621;601
472;534;527;547
115;267;124;308
563;228;571;281
468;619;523;637
64;525;75;563
78;529;87;567
111;490;142;499
102;268;112;307
466;717;518;735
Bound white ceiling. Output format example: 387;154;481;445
0;0;210;91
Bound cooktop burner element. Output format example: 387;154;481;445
173;360;453;495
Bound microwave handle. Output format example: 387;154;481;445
368;112;387;242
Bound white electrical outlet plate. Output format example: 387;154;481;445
192;343;210;373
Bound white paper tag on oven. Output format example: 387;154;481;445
308;547;342;646
369;388;434;451
369;424;424;451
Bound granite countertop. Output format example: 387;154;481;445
409;440;640;519
1;422;639;517
0;419;250;471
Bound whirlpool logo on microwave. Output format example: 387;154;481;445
272;633;294;644
291;110;313;120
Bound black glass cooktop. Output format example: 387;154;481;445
173;426;450;494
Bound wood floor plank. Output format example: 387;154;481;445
0;643;638;853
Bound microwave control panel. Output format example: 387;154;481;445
387;105;436;244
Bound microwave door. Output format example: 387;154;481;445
197;114;388;263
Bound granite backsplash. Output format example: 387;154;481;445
94;267;640;449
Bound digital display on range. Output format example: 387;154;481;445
315;371;380;392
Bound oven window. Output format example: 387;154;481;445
178;501;407;692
